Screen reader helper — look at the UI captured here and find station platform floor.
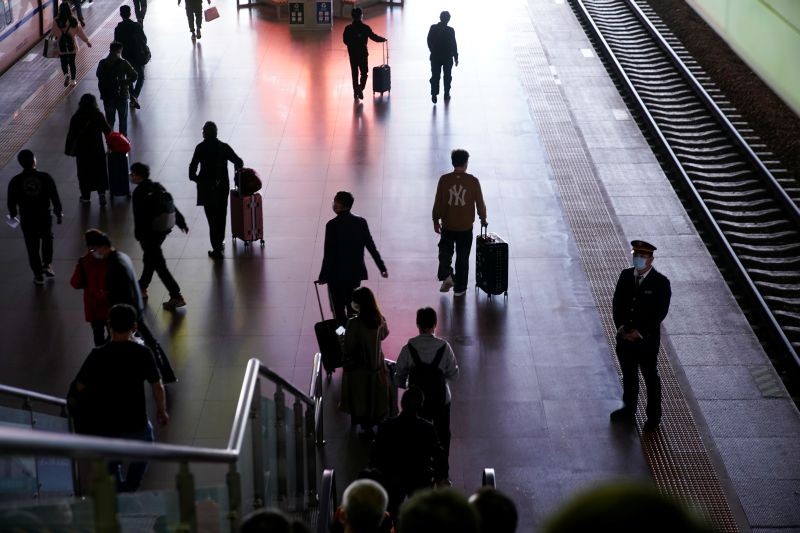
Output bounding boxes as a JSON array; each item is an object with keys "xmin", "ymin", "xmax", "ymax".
[{"xmin": 0, "ymin": 0, "xmax": 799, "ymax": 530}]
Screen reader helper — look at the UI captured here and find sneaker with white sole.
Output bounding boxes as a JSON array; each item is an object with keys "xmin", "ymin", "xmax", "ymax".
[
  {"xmin": 439, "ymin": 275, "xmax": 455, "ymax": 292},
  {"xmin": 454, "ymin": 289, "xmax": 466, "ymax": 296},
  {"xmin": 162, "ymin": 295, "xmax": 186, "ymax": 311},
  {"xmin": 43, "ymin": 265, "xmax": 55, "ymax": 278}
]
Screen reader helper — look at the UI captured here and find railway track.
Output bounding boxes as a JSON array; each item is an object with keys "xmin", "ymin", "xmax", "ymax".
[{"xmin": 568, "ymin": 0, "xmax": 800, "ymax": 375}]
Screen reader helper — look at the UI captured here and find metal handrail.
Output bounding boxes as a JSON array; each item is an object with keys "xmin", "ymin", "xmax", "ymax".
[
  {"xmin": 572, "ymin": 0, "xmax": 800, "ymax": 370},
  {"xmin": 0, "ymin": 383, "xmax": 67, "ymax": 407},
  {"xmin": 227, "ymin": 359, "xmax": 262, "ymax": 452},
  {"xmin": 317, "ymin": 469, "xmax": 336, "ymax": 533},
  {"xmin": 482, "ymin": 468, "xmax": 496, "ymax": 488},
  {"xmin": 260, "ymin": 365, "xmax": 314, "ymax": 407}
]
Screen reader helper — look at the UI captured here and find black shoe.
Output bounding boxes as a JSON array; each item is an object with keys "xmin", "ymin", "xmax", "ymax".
[
  {"xmin": 191, "ymin": 32, "xmax": 196, "ymax": 40},
  {"xmin": 129, "ymin": 96, "xmax": 141, "ymax": 109},
  {"xmin": 196, "ymin": 28, "xmax": 201, "ymax": 39},
  {"xmin": 208, "ymin": 250, "xmax": 224, "ymax": 259},
  {"xmin": 444, "ymin": 92, "xmax": 451, "ymax": 101},
  {"xmin": 43, "ymin": 265, "xmax": 55, "ymax": 278},
  {"xmin": 432, "ymin": 95, "xmax": 437, "ymax": 104},
  {"xmin": 643, "ymin": 418, "xmax": 661, "ymax": 432},
  {"xmin": 610, "ymin": 407, "xmax": 635, "ymax": 424}
]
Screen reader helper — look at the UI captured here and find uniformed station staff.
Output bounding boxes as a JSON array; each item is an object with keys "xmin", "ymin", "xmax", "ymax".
[{"xmin": 610, "ymin": 240, "xmax": 671, "ymax": 431}]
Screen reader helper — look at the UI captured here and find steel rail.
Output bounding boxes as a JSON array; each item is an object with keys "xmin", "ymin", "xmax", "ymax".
[
  {"xmin": 570, "ymin": 0, "xmax": 800, "ymax": 370},
  {"xmin": 0, "ymin": 383, "xmax": 67, "ymax": 407}
]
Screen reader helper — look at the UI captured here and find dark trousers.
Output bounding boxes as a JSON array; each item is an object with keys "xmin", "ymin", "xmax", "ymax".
[
  {"xmin": 131, "ymin": 63, "xmax": 145, "ymax": 99},
  {"xmin": 348, "ymin": 53, "xmax": 368, "ymax": 95},
  {"xmin": 437, "ymin": 229, "xmax": 473, "ymax": 292},
  {"xmin": 108, "ymin": 421, "xmax": 153, "ymax": 492},
  {"xmin": 133, "ymin": 0, "xmax": 147, "ymax": 21},
  {"xmin": 139, "ymin": 234, "xmax": 181, "ymax": 298},
  {"xmin": 59, "ymin": 54, "xmax": 76, "ymax": 80},
  {"xmin": 69, "ymin": 0, "xmax": 83, "ymax": 21},
  {"xmin": 90, "ymin": 320, "xmax": 108, "ymax": 347},
  {"xmin": 616, "ymin": 340, "xmax": 662, "ymax": 421},
  {"xmin": 103, "ymin": 98, "xmax": 129, "ymax": 136},
  {"xmin": 186, "ymin": 2, "xmax": 202, "ymax": 32},
  {"xmin": 328, "ymin": 281, "xmax": 360, "ymax": 321},
  {"xmin": 203, "ymin": 192, "xmax": 228, "ymax": 253},
  {"xmin": 420, "ymin": 402, "xmax": 451, "ymax": 477},
  {"xmin": 21, "ymin": 218, "xmax": 53, "ymax": 277},
  {"xmin": 430, "ymin": 58, "xmax": 453, "ymax": 96}
]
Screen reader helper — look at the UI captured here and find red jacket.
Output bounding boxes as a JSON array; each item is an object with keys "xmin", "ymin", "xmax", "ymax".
[{"xmin": 70, "ymin": 254, "xmax": 109, "ymax": 322}]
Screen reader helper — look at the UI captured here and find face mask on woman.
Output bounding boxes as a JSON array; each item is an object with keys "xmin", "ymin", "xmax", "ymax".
[{"xmin": 350, "ymin": 301, "xmax": 361, "ymax": 313}]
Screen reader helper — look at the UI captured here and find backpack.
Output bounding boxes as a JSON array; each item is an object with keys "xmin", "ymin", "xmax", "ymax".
[
  {"xmin": 98, "ymin": 59, "xmax": 123, "ymax": 99},
  {"xmin": 150, "ymin": 184, "xmax": 177, "ymax": 232},
  {"xmin": 407, "ymin": 343, "xmax": 447, "ymax": 411},
  {"xmin": 58, "ymin": 21, "xmax": 75, "ymax": 53}
]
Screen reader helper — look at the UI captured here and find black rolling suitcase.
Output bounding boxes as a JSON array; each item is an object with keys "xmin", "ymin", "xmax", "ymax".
[
  {"xmin": 313, "ymin": 281, "xmax": 345, "ymax": 380},
  {"xmin": 475, "ymin": 226, "xmax": 509, "ymax": 298},
  {"xmin": 107, "ymin": 152, "xmax": 130, "ymax": 197},
  {"xmin": 372, "ymin": 42, "xmax": 391, "ymax": 95}
]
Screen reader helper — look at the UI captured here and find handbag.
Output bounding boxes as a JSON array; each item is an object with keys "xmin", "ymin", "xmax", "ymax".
[
  {"xmin": 204, "ymin": 5, "xmax": 220, "ymax": 22},
  {"xmin": 106, "ymin": 131, "xmax": 131, "ymax": 154},
  {"xmin": 43, "ymin": 34, "xmax": 59, "ymax": 58}
]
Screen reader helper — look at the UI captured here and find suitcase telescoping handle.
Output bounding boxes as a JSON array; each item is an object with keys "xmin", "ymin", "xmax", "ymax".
[
  {"xmin": 313, "ymin": 281, "xmax": 335, "ymax": 321},
  {"xmin": 382, "ymin": 41, "xmax": 388, "ymax": 65}
]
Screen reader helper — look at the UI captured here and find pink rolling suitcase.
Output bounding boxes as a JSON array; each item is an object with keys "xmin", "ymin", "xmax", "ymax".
[{"xmin": 230, "ymin": 191, "xmax": 264, "ymax": 247}]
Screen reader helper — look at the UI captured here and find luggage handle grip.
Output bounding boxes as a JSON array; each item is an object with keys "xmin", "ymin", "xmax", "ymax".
[{"xmin": 480, "ymin": 224, "xmax": 489, "ymax": 237}]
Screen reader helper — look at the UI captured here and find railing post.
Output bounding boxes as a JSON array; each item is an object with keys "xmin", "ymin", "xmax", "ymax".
[
  {"xmin": 227, "ymin": 464, "xmax": 243, "ymax": 532},
  {"xmin": 305, "ymin": 401, "xmax": 317, "ymax": 502},
  {"xmin": 64, "ymin": 406, "xmax": 82, "ymax": 497},
  {"xmin": 251, "ymin": 377, "xmax": 266, "ymax": 509},
  {"xmin": 293, "ymin": 399, "xmax": 304, "ymax": 507},
  {"xmin": 274, "ymin": 385, "xmax": 288, "ymax": 508},
  {"xmin": 176, "ymin": 461, "xmax": 197, "ymax": 533},
  {"xmin": 23, "ymin": 397, "xmax": 42, "ymax": 499},
  {"xmin": 89, "ymin": 459, "xmax": 120, "ymax": 533}
]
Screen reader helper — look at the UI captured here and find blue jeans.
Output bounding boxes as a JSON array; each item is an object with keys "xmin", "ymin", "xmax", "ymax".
[
  {"xmin": 437, "ymin": 229, "xmax": 473, "ymax": 292},
  {"xmin": 103, "ymin": 98, "xmax": 129, "ymax": 136},
  {"xmin": 108, "ymin": 421, "xmax": 154, "ymax": 492}
]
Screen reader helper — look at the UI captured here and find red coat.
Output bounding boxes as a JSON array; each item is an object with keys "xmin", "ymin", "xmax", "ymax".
[{"xmin": 70, "ymin": 254, "xmax": 109, "ymax": 322}]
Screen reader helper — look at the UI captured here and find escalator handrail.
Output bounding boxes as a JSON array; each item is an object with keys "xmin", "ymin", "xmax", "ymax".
[
  {"xmin": 317, "ymin": 469, "xmax": 337, "ymax": 533},
  {"xmin": 482, "ymin": 468, "xmax": 496, "ymax": 488},
  {"xmin": 0, "ymin": 383, "xmax": 67, "ymax": 408}
]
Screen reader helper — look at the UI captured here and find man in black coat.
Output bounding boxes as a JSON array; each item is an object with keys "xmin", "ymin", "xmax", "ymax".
[
  {"xmin": 189, "ymin": 121, "xmax": 244, "ymax": 259},
  {"xmin": 96, "ymin": 41, "xmax": 138, "ymax": 136},
  {"xmin": 427, "ymin": 11, "xmax": 458, "ymax": 104},
  {"xmin": 318, "ymin": 191, "xmax": 388, "ymax": 320},
  {"xmin": 611, "ymin": 240, "xmax": 671, "ymax": 431},
  {"xmin": 114, "ymin": 6, "xmax": 148, "ymax": 109},
  {"xmin": 370, "ymin": 387, "xmax": 448, "ymax": 518},
  {"xmin": 343, "ymin": 7, "xmax": 387, "ymax": 100},
  {"xmin": 7, "ymin": 150, "xmax": 63, "ymax": 285}
]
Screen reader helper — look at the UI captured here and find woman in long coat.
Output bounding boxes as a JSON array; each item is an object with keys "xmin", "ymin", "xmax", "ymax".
[
  {"xmin": 340, "ymin": 286, "xmax": 390, "ymax": 438},
  {"xmin": 66, "ymin": 93, "xmax": 112, "ymax": 205}
]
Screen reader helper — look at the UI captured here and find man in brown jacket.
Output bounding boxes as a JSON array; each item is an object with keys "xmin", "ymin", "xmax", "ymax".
[{"xmin": 432, "ymin": 149, "xmax": 487, "ymax": 296}]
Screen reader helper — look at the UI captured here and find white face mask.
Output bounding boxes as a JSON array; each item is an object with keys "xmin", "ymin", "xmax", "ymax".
[
  {"xmin": 350, "ymin": 301, "xmax": 360, "ymax": 313},
  {"xmin": 92, "ymin": 251, "xmax": 104, "ymax": 260}
]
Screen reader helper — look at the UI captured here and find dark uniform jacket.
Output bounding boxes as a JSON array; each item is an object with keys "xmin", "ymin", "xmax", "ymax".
[
  {"xmin": 106, "ymin": 249, "xmax": 144, "ymax": 317},
  {"xmin": 318, "ymin": 211, "xmax": 386, "ymax": 286},
  {"xmin": 96, "ymin": 53, "xmax": 138, "ymax": 101},
  {"xmin": 427, "ymin": 22, "xmax": 458, "ymax": 62},
  {"xmin": 7, "ymin": 169, "xmax": 63, "ymax": 221},
  {"xmin": 343, "ymin": 20, "xmax": 385, "ymax": 57},
  {"xmin": 114, "ymin": 19, "xmax": 148, "ymax": 66},
  {"xmin": 189, "ymin": 138, "xmax": 244, "ymax": 206},
  {"xmin": 612, "ymin": 267, "xmax": 671, "ymax": 349},
  {"xmin": 369, "ymin": 412, "xmax": 447, "ymax": 488},
  {"xmin": 132, "ymin": 179, "xmax": 187, "ymax": 241}
]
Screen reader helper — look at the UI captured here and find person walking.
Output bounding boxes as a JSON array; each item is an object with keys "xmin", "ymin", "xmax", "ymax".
[
  {"xmin": 432, "ymin": 149, "xmax": 487, "ymax": 296},
  {"xmin": 65, "ymin": 94, "xmax": 112, "ymax": 206},
  {"xmin": 70, "ymin": 229, "xmax": 113, "ymax": 346},
  {"xmin": 133, "ymin": 0, "xmax": 147, "ymax": 24},
  {"xmin": 340, "ymin": 287, "xmax": 390, "ymax": 438},
  {"xmin": 7, "ymin": 150, "xmax": 63, "ymax": 285},
  {"xmin": 427, "ymin": 11, "xmax": 458, "ymax": 104},
  {"xmin": 96, "ymin": 41, "xmax": 138, "ymax": 136},
  {"xmin": 86, "ymin": 230, "xmax": 178, "ymax": 383},
  {"xmin": 342, "ymin": 7, "xmax": 387, "ymax": 100},
  {"xmin": 52, "ymin": 1, "xmax": 91, "ymax": 88},
  {"xmin": 72, "ymin": 303, "xmax": 169, "ymax": 492},
  {"xmin": 189, "ymin": 121, "xmax": 244, "ymax": 259},
  {"xmin": 370, "ymin": 387, "xmax": 448, "ymax": 518},
  {"xmin": 318, "ymin": 191, "xmax": 388, "ymax": 321},
  {"xmin": 114, "ymin": 5, "xmax": 149, "ymax": 109},
  {"xmin": 178, "ymin": 0, "xmax": 210, "ymax": 40},
  {"xmin": 610, "ymin": 240, "xmax": 672, "ymax": 431},
  {"xmin": 62, "ymin": 0, "xmax": 85, "ymax": 27},
  {"xmin": 394, "ymin": 307, "xmax": 458, "ymax": 477},
  {"xmin": 130, "ymin": 162, "xmax": 189, "ymax": 311}
]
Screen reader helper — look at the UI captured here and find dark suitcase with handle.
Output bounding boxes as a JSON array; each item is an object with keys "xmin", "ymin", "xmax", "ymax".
[
  {"xmin": 372, "ymin": 42, "xmax": 391, "ymax": 94},
  {"xmin": 475, "ymin": 226, "xmax": 509, "ymax": 298},
  {"xmin": 107, "ymin": 152, "xmax": 130, "ymax": 197},
  {"xmin": 313, "ymin": 281, "xmax": 345, "ymax": 380}
]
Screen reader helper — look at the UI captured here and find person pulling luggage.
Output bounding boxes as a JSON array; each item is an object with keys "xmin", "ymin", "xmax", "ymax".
[{"xmin": 343, "ymin": 8, "xmax": 387, "ymax": 100}]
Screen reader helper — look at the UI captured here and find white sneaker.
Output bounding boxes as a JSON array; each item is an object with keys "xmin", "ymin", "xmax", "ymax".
[
  {"xmin": 70, "ymin": 79, "xmax": 77, "ymax": 87},
  {"xmin": 439, "ymin": 275, "xmax": 455, "ymax": 293}
]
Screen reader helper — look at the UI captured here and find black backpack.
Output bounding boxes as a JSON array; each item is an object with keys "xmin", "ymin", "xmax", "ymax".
[
  {"xmin": 407, "ymin": 343, "xmax": 447, "ymax": 411},
  {"xmin": 150, "ymin": 184, "xmax": 176, "ymax": 232},
  {"xmin": 98, "ymin": 59, "xmax": 123, "ymax": 99}
]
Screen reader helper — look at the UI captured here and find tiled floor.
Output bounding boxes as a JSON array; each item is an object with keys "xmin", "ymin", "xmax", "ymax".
[{"xmin": 2, "ymin": 0, "xmax": 799, "ymax": 530}]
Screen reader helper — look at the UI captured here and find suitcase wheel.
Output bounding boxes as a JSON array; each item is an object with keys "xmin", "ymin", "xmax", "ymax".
[
  {"xmin": 260, "ymin": 239, "xmax": 265, "ymax": 248},
  {"xmin": 326, "ymin": 371, "xmax": 332, "ymax": 383}
]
